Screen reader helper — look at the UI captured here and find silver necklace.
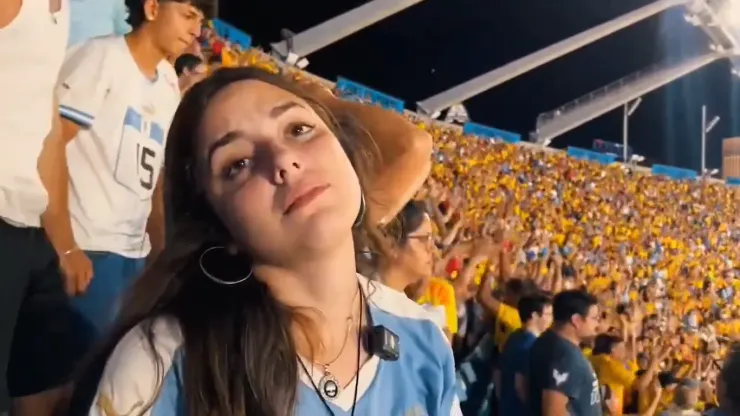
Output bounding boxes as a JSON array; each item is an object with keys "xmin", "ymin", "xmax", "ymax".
[{"xmin": 316, "ymin": 289, "xmax": 361, "ymax": 400}]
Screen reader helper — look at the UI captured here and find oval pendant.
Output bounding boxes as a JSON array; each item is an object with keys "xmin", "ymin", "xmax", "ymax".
[{"xmin": 318, "ymin": 373, "xmax": 341, "ymax": 400}]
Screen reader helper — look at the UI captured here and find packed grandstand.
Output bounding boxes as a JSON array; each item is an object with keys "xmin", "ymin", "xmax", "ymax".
[
  {"xmin": 195, "ymin": 16, "xmax": 740, "ymax": 416},
  {"xmin": 6, "ymin": 1, "xmax": 740, "ymax": 414}
]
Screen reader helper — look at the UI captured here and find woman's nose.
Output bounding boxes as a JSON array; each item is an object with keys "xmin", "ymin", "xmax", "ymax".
[{"xmin": 274, "ymin": 158, "xmax": 302, "ymax": 184}]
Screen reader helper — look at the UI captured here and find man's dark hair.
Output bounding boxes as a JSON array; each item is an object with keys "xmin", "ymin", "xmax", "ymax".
[
  {"xmin": 517, "ymin": 293, "xmax": 551, "ymax": 323},
  {"xmin": 174, "ymin": 53, "xmax": 203, "ymax": 76},
  {"xmin": 125, "ymin": 0, "xmax": 216, "ymax": 29},
  {"xmin": 592, "ymin": 333, "xmax": 623, "ymax": 355},
  {"xmin": 552, "ymin": 290, "xmax": 598, "ymax": 324}
]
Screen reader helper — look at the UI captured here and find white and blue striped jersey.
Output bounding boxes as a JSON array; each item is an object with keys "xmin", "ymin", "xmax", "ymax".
[
  {"xmin": 57, "ymin": 35, "xmax": 180, "ymax": 258},
  {"xmin": 88, "ymin": 276, "xmax": 462, "ymax": 415}
]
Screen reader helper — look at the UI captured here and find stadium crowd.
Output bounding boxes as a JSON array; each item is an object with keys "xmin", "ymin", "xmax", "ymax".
[
  {"xmin": 4, "ymin": 0, "xmax": 740, "ymax": 415},
  {"xmin": 194, "ymin": 18, "xmax": 740, "ymax": 416}
]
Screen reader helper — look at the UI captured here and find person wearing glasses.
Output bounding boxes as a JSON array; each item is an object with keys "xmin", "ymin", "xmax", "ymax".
[{"xmin": 373, "ymin": 200, "xmax": 458, "ymax": 340}]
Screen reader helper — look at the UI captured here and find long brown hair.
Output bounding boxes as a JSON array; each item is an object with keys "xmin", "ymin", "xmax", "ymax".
[{"xmin": 69, "ymin": 68, "xmax": 381, "ymax": 416}]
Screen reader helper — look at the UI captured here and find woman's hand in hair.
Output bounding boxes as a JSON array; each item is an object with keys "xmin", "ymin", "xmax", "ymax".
[{"xmin": 302, "ymin": 80, "xmax": 434, "ymax": 225}]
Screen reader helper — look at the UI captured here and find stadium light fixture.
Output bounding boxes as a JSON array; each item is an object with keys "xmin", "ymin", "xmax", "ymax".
[
  {"xmin": 622, "ymin": 97, "xmax": 642, "ymax": 162},
  {"xmin": 706, "ymin": 115, "xmax": 720, "ymax": 133},
  {"xmin": 701, "ymin": 105, "xmax": 720, "ymax": 174},
  {"xmin": 276, "ymin": 29, "xmax": 311, "ymax": 69},
  {"xmin": 627, "ymin": 97, "xmax": 642, "ymax": 116},
  {"xmin": 684, "ymin": 13, "xmax": 700, "ymax": 26}
]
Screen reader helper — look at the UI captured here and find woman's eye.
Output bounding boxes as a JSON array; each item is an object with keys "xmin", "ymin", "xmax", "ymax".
[
  {"xmin": 222, "ymin": 158, "xmax": 251, "ymax": 179},
  {"xmin": 288, "ymin": 123, "xmax": 315, "ymax": 139}
]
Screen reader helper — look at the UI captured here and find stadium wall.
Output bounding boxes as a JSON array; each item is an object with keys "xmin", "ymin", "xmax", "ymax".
[
  {"xmin": 68, "ymin": 0, "xmax": 130, "ymax": 46},
  {"xmin": 723, "ymin": 138, "xmax": 740, "ymax": 179}
]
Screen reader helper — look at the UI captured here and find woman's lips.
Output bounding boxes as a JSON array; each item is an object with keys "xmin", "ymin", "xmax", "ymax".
[{"xmin": 284, "ymin": 184, "xmax": 330, "ymax": 215}]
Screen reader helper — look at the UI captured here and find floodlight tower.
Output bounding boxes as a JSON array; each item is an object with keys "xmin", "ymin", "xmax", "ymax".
[{"xmin": 701, "ymin": 104, "xmax": 721, "ymax": 174}]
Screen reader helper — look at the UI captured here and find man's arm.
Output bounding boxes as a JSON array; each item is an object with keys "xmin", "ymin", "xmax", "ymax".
[
  {"xmin": 514, "ymin": 372, "xmax": 527, "ymax": 403},
  {"xmin": 145, "ymin": 174, "xmax": 165, "ymax": 258},
  {"xmin": 38, "ymin": 95, "xmax": 93, "ymax": 295},
  {"xmin": 45, "ymin": 40, "xmax": 110, "ymax": 294},
  {"xmin": 538, "ymin": 353, "xmax": 582, "ymax": 416},
  {"xmin": 542, "ymin": 390, "xmax": 570, "ymax": 416},
  {"xmin": 39, "ymin": 105, "xmax": 79, "ymax": 254},
  {"xmin": 514, "ymin": 339, "xmax": 534, "ymax": 403}
]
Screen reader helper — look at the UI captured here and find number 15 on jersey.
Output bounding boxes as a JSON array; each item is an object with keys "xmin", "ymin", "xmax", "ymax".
[{"xmin": 114, "ymin": 107, "xmax": 165, "ymax": 200}]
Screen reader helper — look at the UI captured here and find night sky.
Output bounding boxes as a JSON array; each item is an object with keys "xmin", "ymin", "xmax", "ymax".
[{"xmin": 221, "ymin": 0, "xmax": 740, "ymax": 172}]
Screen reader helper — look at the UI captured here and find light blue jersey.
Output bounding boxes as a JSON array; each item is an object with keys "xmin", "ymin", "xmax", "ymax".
[{"xmin": 88, "ymin": 276, "xmax": 462, "ymax": 415}]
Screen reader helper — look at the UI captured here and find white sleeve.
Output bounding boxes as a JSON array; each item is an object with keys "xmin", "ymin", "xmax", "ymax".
[
  {"xmin": 421, "ymin": 304, "xmax": 448, "ymax": 331},
  {"xmin": 57, "ymin": 40, "xmax": 111, "ymax": 127},
  {"xmin": 89, "ymin": 319, "xmax": 183, "ymax": 416}
]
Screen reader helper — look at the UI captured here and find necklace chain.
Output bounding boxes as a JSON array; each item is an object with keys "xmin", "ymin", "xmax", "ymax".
[
  {"xmin": 315, "ymin": 286, "xmax": 361, "ymax": 369},
  {"xmin": 297, "ymin": 284, "xmax": 364, "ymax": 414}
]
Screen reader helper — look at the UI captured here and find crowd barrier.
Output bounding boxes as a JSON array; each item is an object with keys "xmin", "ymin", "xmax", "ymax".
[
  {"xmin": 335, "ymin": 77, "xmax": 405, "ymax": 113},
  {"xmin": 211, "ymin": 18, "xmax": 252, "ymax": 49},
  {"xmin": 462, "ymin": 122, "xmax": 521, "ymax": 144},
  {"xmin": 651, "ymin": 164, "xmax": 697, "ymax": 181},
  {"xmin": 726, "ymin": 177, "xmax": 740, "ymax": 186},
  {"xmin": 567, "ymin": 147, "xmax": 616, "ymax": 165},
  {"xmin": 593, "ymin": 139, "xmax": 632, "ymax": 162}
]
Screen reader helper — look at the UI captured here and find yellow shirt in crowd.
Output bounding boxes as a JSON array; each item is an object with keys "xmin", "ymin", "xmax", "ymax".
[
  {"xmin": 494, "ymin": 303, "xmax": 522, "ymax": 351},
  {"xmin": 590, "ymin": 355, "xmax": 637, "ymax": 416},
  {"xmin": 417, "ymin": 277, "xmax": 458, "ymax": 334}
]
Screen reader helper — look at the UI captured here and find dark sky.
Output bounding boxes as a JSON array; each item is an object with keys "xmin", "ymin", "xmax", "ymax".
[{"xmin": 221, "ymin": 0, "xmax": 739, "ymax": 172}]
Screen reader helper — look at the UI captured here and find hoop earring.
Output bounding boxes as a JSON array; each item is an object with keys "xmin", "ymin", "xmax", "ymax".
[
  {"xmin": 353, "ymin": 193, "xmax": 366, "ymax": 229},
  {"xmin": 199, "ymin": 246, "xmax": 252, "ymax": 285}
]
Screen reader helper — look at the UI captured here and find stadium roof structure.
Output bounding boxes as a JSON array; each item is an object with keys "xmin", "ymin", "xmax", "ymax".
[
  {"xmin": 415, "ymin": 0, "xmax": 689, "ymax": 116},
  {"xmin": 270, "ymin": 0, "xmax": 427, "ymax": 62},
  {"xmin": 269, "ymin": 0, "xmax": 740, "ymax": 146},
  {"xmin": 408, "ymin": 0, "xmax": 740, "ymax": 145},
  {"xmin": 530, "ymin": 0, "xmax": 740, "ymax": 144}
]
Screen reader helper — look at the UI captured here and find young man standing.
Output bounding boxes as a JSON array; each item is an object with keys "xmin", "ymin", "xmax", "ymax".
[
  {"xmin": 0, "ymin": 1, "xmax": 75, "ymax": 415},
  {"xmin": 527, "ymin": 290, "xmax": 602, "ymax": 416},
  {"xmin": 498, "ymin": 293, "xmax": 553, "ymax": 415},
  {"xmin": 47, "ymin": 0, "xmax": 212, "ymax": 356}
]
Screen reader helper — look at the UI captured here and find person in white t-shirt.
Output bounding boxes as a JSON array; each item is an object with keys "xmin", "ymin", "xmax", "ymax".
[
  {"xmin": 0, "ymin": 1, "xmax": 75, "ymax": 415},
  {"xmin": 46, "ymin": 0, "xmax": 212, "ymax": 360}
]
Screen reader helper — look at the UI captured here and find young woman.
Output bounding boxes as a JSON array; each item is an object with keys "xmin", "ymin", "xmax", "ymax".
[
  {"xmin": 69, "ymin": 68, "xmax": 460, "ymax": 416},
  {"xmin": 376, "ymin": 200, "xmax": 458, "ymax": 339}
]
